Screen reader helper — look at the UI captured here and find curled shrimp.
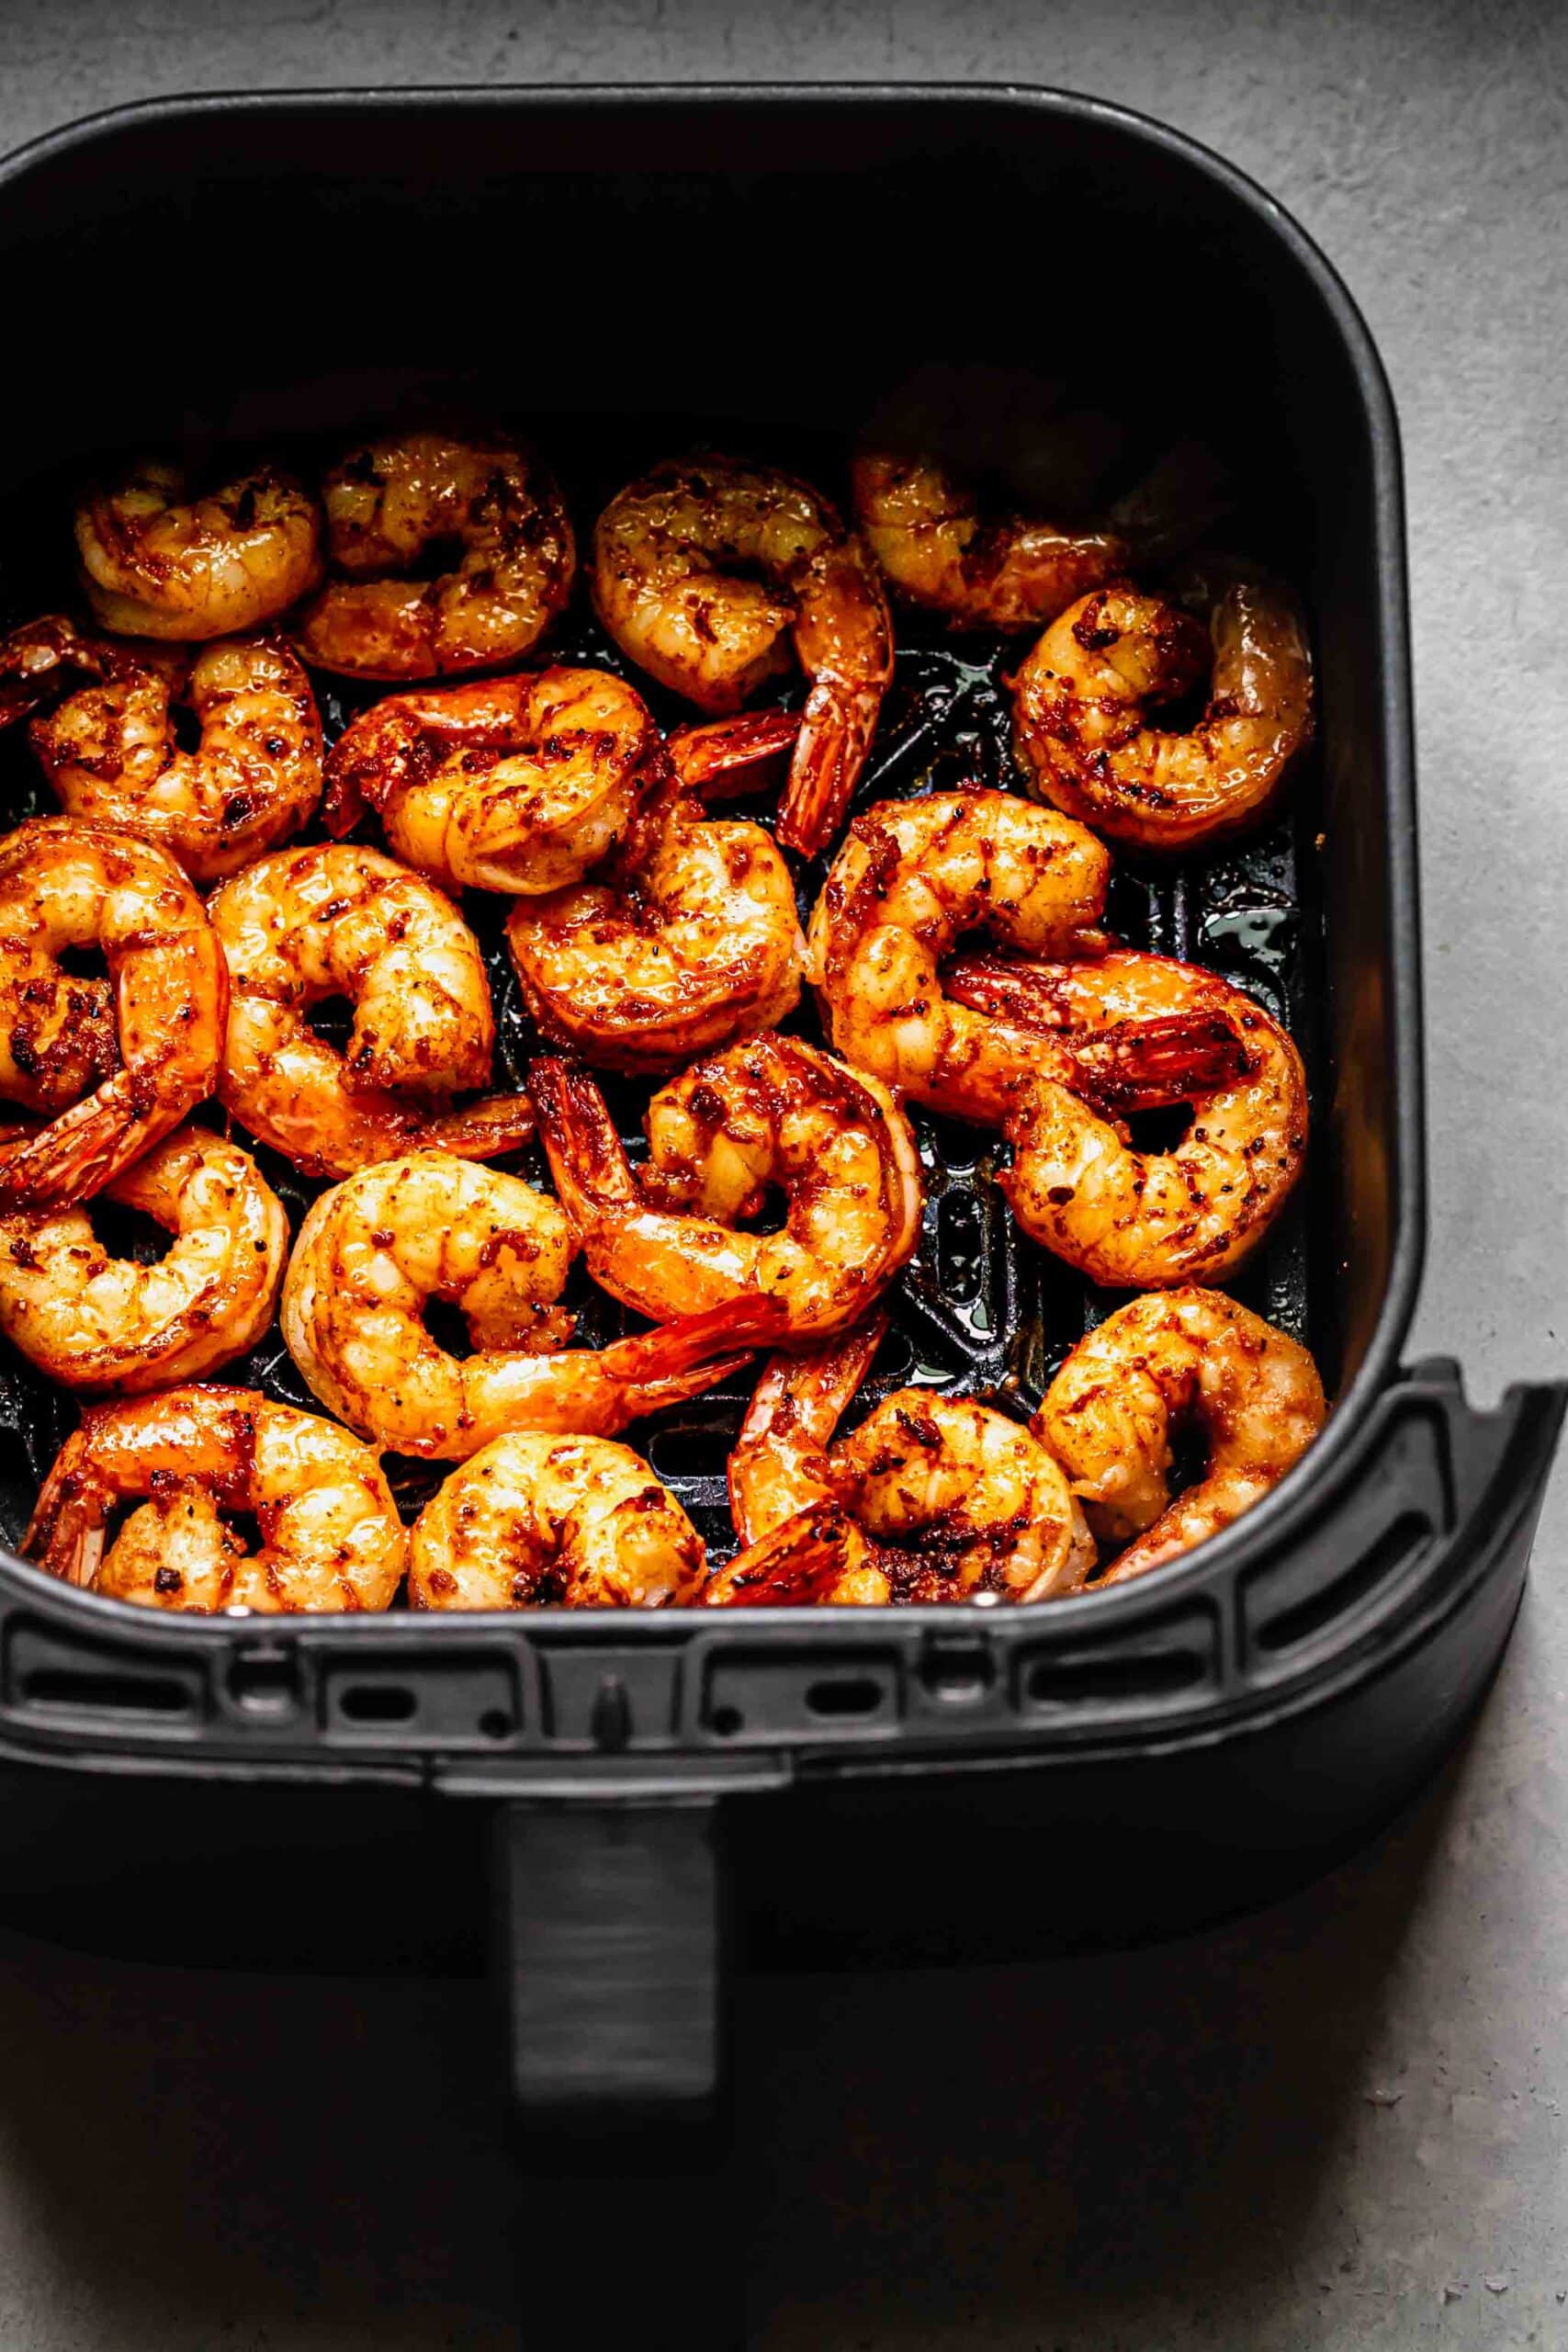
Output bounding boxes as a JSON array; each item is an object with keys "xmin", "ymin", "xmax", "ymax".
[
  {"xmin": 1011, "ymin": 567, "xmax": 1314, "ymax": 853},
  {"xmin": 532, "ymin": 1035, "xmax": 922, "ymax": 1339},
  {"xmin": 24, "ymin": 1385, "xmax": 406, "ymax": 1613},
  {"xmin": 0, "ymin": 818, "xmax": 228, "ymax": 1210},
  {"xmin": 209, "ymin": 842, "xmax": 532, "ymax": 1180},
  {"xmin": 0, "ymin": 1123, "xmax": 286, "ymax": 1392},
  {"xmin": 592, "ymin": 455, "xmax": 892, "ymax": 855},
  {"xmin": 322, "ymin": 666, "xmax": 660, "ymax": 895},
  {"xmin": 706, "ymin": 1322, "xmax": 1094, "ymax": 1607},
  {"xmin": 280, "ymin": 1148, "xmax": 774, "ymax": 1460},
  {"xmin": 295, "ymin": 427, "xmax": 574, "ymax": 680},
  {"xmin": 411, "ymin": 1433, "xmax": 705, "ymax": 1610},
  {"xmin": 1032, "ymin": 1289, "xmax": 1326, "ymax": 1584},
  {"xmin": 505, "ymin": 708, "xmax": 806, "ymax": 1073},
  {"xmin": 74, "ymin": 458, "xmax": 321, "ymax": 640},
  {"xmin": 852, "ymin": 449, "xmax": 1129, "ymax": 631},
  {"xmin": 946, "ymin": 950, "xmax": 1308, "ymax": 1286}
]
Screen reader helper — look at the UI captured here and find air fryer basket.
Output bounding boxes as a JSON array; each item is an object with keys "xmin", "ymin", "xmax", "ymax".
[{"xmin": 0, "ymin": 87, "xmax": 1558, "ymax": 2142}]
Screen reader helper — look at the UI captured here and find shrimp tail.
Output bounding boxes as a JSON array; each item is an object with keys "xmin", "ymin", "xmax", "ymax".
[
  {"xmin": 597, "ymin": 1295, "xmax": 792, "ymax": 1423},
  {"xmin": 704, "ymin": 1505, "xmax": 859, "ymax": 1608},
  {"xmin": 776, "ymin": 678, "xmax": 884, "ymax": 857},
  {"xmin": 422, "ymin": 1091, "xmax": 536, "ymax": 1160},
  {"xmin": 22, "ymin": 1432, "xmax": 103, "ymax": 1585},
  {"xmin": 321, "ymin": 701, "xmax": 417, "ymax": 837},
  {"xmin": 0, "ymin": 1077, "xmax": 172, "ymax": 1211},
  {"xmin": 943, "ymin": 954, "xmax": 1250, "ymax": 1111},
  {"xmin": 739, "ymin": 1316, "xmax": 888, "ymax": 1453},
  {"xmin": 529, "ymin": 1056, "xmax": 641, "ymax": 1221},
  {"xmin": 669, "ymin": 707, "xmax": 803, "ymax": 798}
]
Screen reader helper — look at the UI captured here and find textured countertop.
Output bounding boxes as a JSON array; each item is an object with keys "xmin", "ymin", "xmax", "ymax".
[{"xmin": 0, "ymin": 3, "xmax": 1562, "ymax": 2345}]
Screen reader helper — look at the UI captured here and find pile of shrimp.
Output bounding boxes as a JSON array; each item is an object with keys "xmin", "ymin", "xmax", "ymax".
[{"xmin": 0, "ymin": 405, "xmax": 1326, "ymax": 1617}]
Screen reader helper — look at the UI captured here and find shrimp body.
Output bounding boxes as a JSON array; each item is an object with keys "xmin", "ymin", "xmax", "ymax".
[
  {"xmin": 1012, "ymin": 570, "xmax": 1314, "ymax": 852},
  {"xmin": 209, "ymin": 842, "xmax": 529, "ymax": 1179},
  {"xmin": 281, "ymin": 1149, "xmax": 769, "ymax": 1459},
  {"xmin": 323, "ymin": 667, "xmax": 660, "ymax": 896},
  {"xmin": 1033, "ymin": 1290, "xmax": 1325, "ymax": 1584},
  {"xmin": 532, "ymin": 1035, "xmax": 922, "ymax": 1338},
  {"xmin": 852, "ymin": 450, "xmax": 1128, "ymax": 631},
  {"xmin": 32, "ymin": 638, "xmax": 323, "ymax": 883},
  {"xmin": 24, "ymin": 1386, "xmax": 406, "ymax": 1613},
  {"xmin": 296, "ymin": 429, "xmax": 574, "ymax": 679},
  {"xmin": 0, "ymin": 1124, "xmax": 286, "ymax": 1392},
  {"xmin": 0, "ymin": 819, "xmax": 227, "ymax": 1209},
  {"xmin": 411, "ymin": 1433, "xmax": 705, "ymax": 1610},
  {"xmin": 75, "ymin": 459, "xmax": 321, "ymax": 641},
  {"xmin": 505, "ymin": 710, "xmax": 806, "ymax": 1073},
  {"xmin": 592, "ymin": 456, "xmax": 892, "ymax": 855}
]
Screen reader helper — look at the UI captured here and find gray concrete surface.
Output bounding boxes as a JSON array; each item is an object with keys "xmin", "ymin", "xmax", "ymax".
[{"xmin": 0, "ymin": 0, "xmax": 1563, "ymax": 2344}]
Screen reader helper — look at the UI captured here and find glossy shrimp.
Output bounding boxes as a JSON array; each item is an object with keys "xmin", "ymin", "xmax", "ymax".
[
  {"xmin": 281, "ymin": 1148, "xmax": 776, "ymax": 1460},
  {"xmin": 532, "ymin": 1035, "xmax": 922, "ymax": 1339},
  {"xmin": 0, "ymin": 1123, "xmax": 287, "ymax": 1392},
  {"xmin": 209, "ymin": 842, "xmax": 532, "ymax": 1179},
  {"xmin": 1011, "ymin": 566, "xmax": 1314, "ymax": 852},
  {"xmin": 24, "ymin": 1386, "xmax": 406, "ymax": 1613},
  {"xmin": 852, "ymin": 449, "xmax": 1129, "ymax": 631},
  {"xmin": 295, "ymin": 427, "xmax": 574, "ymax": 679},
  {"xmin": 1033, "ymin": 1289, "xmax": 1326, "ymax": 1584},
  {"xmin": 505, "ymin": 708, "xmax": 806, "ymax": 1073},
  {"xmin": 592, "ymin": 455, "xmax": 893, "ymax": 855},
  {"xmin": 322, "ymin": 666, "xmax": 661, "ymax": 895},
  {"xmin": 75, "ymin": 458, "xmax": 321, "ymax": 640},
  {"xmin": 946, "ymin": 950, "xmax": 1308, "ymax": 1287},
  {"xmin": 0, "ymin": 818, "xmax": 228, "ymax": 1210},
  {"xmin": 410, "ymin": 1433, "xmax": 706, "ymax": 1610}
]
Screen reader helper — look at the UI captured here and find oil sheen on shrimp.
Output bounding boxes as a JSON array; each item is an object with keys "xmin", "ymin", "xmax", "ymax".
[
  {"xmin": 0, "ymin": 1123, "xmax": 287, "ymax": 1392},
  {"xmin": 505, "ymin": 709, "xmax": 806, "ymax": 1073},
  {"xmin": 1033, "ymin": 1289, "xmax": 1326, "ymax": 1584},
  {"xmin": 295, "ymin": 427, "xmax": 574, "ymax": 679},
  {"xmin": 0, "ymin": 818, "xmax": 228, "ymax": 1210},
  {"xmin": 592, "ymin": 455, "xmax": 893, "ymax": 855},
  {"xmin": 209, "ymin": 842, "xmax": 532, "ymax": 1179},
  {"xmin": 322, "ymin": 666, "xmax": 661, "ymax": 895},
  {"xmin": 410, "ymin": 1433, "xmax": 706, "ymax": 1610},
  {"xmin": 1011, "ymin": 566, "xmax": 1314, "ymax": 852},
  {"xmin": 532, "ymin": 1035, "xmax": 922, "ymax": 1339},
  {"xmin": 281, "ymin": 1148, "xmax": 776, "ymax": 1460},
  {"xmin": 852, "ymin": 449, "xmax": 1129, "ymax": 631},
  {"xmin": 75, "ymin": 458, "xmax": 321, "ymax": 640}
]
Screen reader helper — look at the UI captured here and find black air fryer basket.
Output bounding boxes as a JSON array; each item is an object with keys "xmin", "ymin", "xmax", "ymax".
[{"xmin": 0, "ymin": 86, "xmax": 1559, "ymax": 2141}]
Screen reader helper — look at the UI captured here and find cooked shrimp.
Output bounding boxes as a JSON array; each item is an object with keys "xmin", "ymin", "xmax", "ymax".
[
  {"xmin": 531, "ymin": 1035, "xmax": 922, "ymax": 1339},
  {"xmin": 0, "ymin": 1123, "xmax": 286, "ymax": 1392},
  {"xmin": 592, "ymin": 455, "xmax": 892, "ymax": 855},
  {"xmin": 281, "ymin": 1148, "xmax": 774, "ymax": 1459},
  {"xmin": 946, "ymin": 950, "xmax": 1308, "ymax": 1286},
  {"xmin": 852, "ymin": 449, "xmax": 1129, "ymax": 631},
  {"xmin": 707, "ymin": 1322, "xmax": 1093, "ymax": 1606},
  {"xmin": 30, "ymin": 637, "xmax": 322, "ymax": 883},
  {"xmin": 295, "ymin": 428, "xmax": 574, "ymax": 679},
  {"xmin": 1032, "ymin": 1289, "xmax": 1326, "ymax": 1584},
  {"xmin": 505, "ymin": 709, "xmax": 806, "ymax": 1072},
  {"xmin": 322, "ymin": 666, "xmax": 660, "ymax": 895},
  {"xmin": 24, "ymin": 1386, "xmax": 405, "ymax": 1612},
  {"xmin": 1011, "ymin": 567, "xmax": 1314, "ymax": 852},
  {"xmin": 0, "ymin": 818, "xmax": 227, "ymax": 1210},
  {"xmin": 0, "ymin": 614, "xmax": 173, "ymax": 730},
  {"xmin": 410, "ymin": 1433, "xmax": 705, "ymax": 1610},
  {"xmin": 209, "ymin": 842, "xmax": 531, "ymax": 1179},
  {"xmin": 75, "ymin": 458, "xmax": 321, "ymax": 640}
]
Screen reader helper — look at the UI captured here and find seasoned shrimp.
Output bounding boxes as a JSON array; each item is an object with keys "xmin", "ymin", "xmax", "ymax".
[
  {"xmin": 322, "ymin": 666, "xmax": 660, "ymax": 895},
  {"xmin": 295, "ymin": 428, "xmax": 574, "ymax": 679},
  {"xmin": 281, "ymin": 1148, "xmax": 775, "ymax": 1459},
  {"xmin": 707, "ymin": 1322, "xmax": 1093, "ymax": 1606},
  {"xmin": 24, "ymin": 1386, "xmax": 406, "ymax": 1612},
  {"xmin": 75, "ymin": 458, "xmax": 321, "ymax": 640},
  {"xmin": 209, "ymin": 842, "xmax": 531, "ymax": 1179},
  {"xmin": 946, "ymin": 950, "xmax": 1308, "ymax": 1287},
  {"xmin": 0, "ymin": 818, "xmax": 227, "ymax": 1209},
  {"xmin": 532, "ymin": 1035, "xmax": 922, "ymax": 1339},
  {"xmin": 410, "ymin": 1433, "xmax": 705, "ymax": 1610},
  {"xmin": 1011, "ymin": 567, "xmax": 1314, "ymax": 852},
  {"xmin": 1033, "ymin": 1289, "xmax": 1326, "ymax": 1584},
  {"xmin": 592, "ymin": 456, "xmax": 892, "ymax": 855},
  {"xmin": 505, "ymin": 709, "xmax": 806, "ymax": 1072},
  {"xmin": 31, "ymin": 637, "xmax": 322, "ymax": 883},
  {"xmin": 0, "ymin": 1123, "xmax": 286, "ymax": 1392},
  {"xmin": 852, "ymin": 449, "xmax": 1129, "ymax": 631}
]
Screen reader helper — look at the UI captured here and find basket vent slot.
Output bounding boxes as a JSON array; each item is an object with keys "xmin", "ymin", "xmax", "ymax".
[
  {"xmin": 1251, "ymin": 1510, "xmax": 1434, "ymax": 1655},
  {"xmin": 1024, "ymin": 1647, "xmax": 1207, "ymax": 1707},
  {"xmin": 704, "ymin": 1649, "xmax": 899, "ymax": 1741},
  {"xmin": 321, "ymin": 1656, "xmax": 520, "ymax": 1743},
  {"xmin": 17, "ymin": 1665, "xmax": 192, "ymax": 1717}
]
